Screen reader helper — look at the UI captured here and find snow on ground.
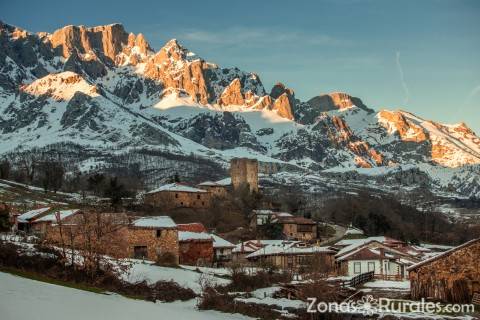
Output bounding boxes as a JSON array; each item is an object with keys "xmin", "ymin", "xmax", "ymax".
[
  {"xmin": 0, "ymin": 272, "xmax": 252, "ymax": 320},
  {"xmin": 121, "ymin": 260, "xmax": 230, "ymax": 294},
  {"xmin": 363, "ymin": 280, "xmax": 410, "ymax": 290}
]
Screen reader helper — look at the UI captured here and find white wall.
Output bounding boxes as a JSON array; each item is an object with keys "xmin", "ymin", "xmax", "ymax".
[{"xmin": 347, "ymin": 259, "xmax": 406, "ymax": 278}]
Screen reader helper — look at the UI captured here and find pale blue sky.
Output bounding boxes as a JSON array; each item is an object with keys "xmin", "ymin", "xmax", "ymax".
[{"xmin": 2, "ymin": 0, "xmax": 479, "ymax": 132}]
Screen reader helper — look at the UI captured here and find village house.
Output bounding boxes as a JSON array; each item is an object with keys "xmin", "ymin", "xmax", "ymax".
[
  {"xmin": 232, "ymin": 240, "xmax": 294, "ymax": 263},
  {"xmin": 211, "ymin": 234, "xmax": 235, "ymax": 267},
  {"xmin": 144, "ymin": 183, "xmax": 211, "ymax": 210},
  {"xmin": 197, "ymin": 178, "xmax": 232, "ymax": 198},
  {"xmin": 178, "ymin": 232, "xmax": 214, "ymax": 266},
  {"xmin": 249, "ymin": 209, "xmax": 293, "ymax": 229},
  {"xmin": 31, "ymin": 209, "xmax": 82, "ymax": 236},
  {"xmin": 16, "ymin": 207, "xmax": 51, "ymax": 233},
  {"xmin": 274, "ymin": 215, "xmax": 317, "ymax": 241},
  {"xmin": 408, "ymin": 238, "xmax": 480, "ymax": 303},
  {"xmin": 334, "ymin": 240, "xmax": 419, "ymax": 280},
  {"xmin": 128, "ymin": 216, "xmax": 179, "ymax": 264},
  {"xmin": 246, "ymin": 242, "xmax": 335, "ymax": 272}
]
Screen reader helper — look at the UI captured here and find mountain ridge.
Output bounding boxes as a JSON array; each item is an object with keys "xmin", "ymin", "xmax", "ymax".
[{"xmin": 1, "ymin": 21, "xmax": 479, "ymax": 199}]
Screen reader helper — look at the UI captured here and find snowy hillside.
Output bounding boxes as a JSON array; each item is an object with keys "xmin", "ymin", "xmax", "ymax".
[{"xmin": 1, "ymin": 21, "xmax": 480, "ymax": 199}]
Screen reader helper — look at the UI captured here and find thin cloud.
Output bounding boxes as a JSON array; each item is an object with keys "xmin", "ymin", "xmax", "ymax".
[
  {"xmin": 396, "ymin": 51, "xmax": 410, "ymax": 105},
  {"xmin": 177, "ymin": 27, "xmax": 350, "ymax": 47},
  {"xmin": 466, "ymin": 84, "xmax": 480, "ymax": 103}
]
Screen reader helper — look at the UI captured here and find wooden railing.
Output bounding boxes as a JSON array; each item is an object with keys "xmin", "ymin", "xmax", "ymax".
[{"xmin": 340, "ymin": 271, "xmax": 374, "ymax": 288}]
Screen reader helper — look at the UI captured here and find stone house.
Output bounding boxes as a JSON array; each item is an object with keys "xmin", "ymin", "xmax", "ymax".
[
  {"xmin": 249, "ymin": 209, "xmax": 293, "ymax": 229},
  {"xmin": 16, "ymin": 207, "xmax": 51, "ymax": 233},
  {"xmin": 273, "ymin": 215, "xmax": 317, "ymax": 241},
  {"xmin": 144, "ymin": 183, "xmax": 211, "ymax": 210},
  {"xmin": 197, "ymin": 178, "xmax": 231, "ymax": 198},
  {"xmin": 31, "ymin": 209, "xmax": 82, "ymax": 236},
  {"xmin": 44, "ymin": 211, "xmax": 130, "ymax": 259},
  {"xmin": 246, "ymin": 242, "xmax": 335, "ymax": 272},
  {"xmin": 128, "ymin": 216, "xmax": 179, "ymax": 264},
  {"xmin": 408, "ymin": 238, "xmax": 480, "ymax": 303},
  {"xmin": 211, "ymin": 234, "xmax": 235, "ymax": 267},
  {"xmin": 178, "ymin": 230, "xmax": 213, "ymax": 266}
]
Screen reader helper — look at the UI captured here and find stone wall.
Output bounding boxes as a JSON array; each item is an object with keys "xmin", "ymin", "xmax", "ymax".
[
  {"xmin": 409, "ymin": 240, "xmax": 480, "ymax": 303},
  {"xmin": 144, "ymin": 190, "xmax": 211, "ymax": 210},
  {"xmin": 230, "ymin": 158, "xmax": 258, "ymax": 192},
  {"xmin": 282, "ymin": 223, "xmax": 317, "ymax": 241},
  {"xmin": 128, "ymin": 228, "xmax": 179, "ymax": 263},
  {"xmin": 179, "ymin": 240, "xmax": 213, "ymax": 266}
]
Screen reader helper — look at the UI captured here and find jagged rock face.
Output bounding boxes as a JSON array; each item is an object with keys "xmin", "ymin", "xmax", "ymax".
[
  {"xmin": 163, "ymin": 111, "xmax": 264, "ymax": 151},
  {"xmin": 49, "ymin": 24, "xmax": 129, "ymax": 63},
  {"xmin": 378, "ymin": 110, "xmax": 428, "ymax": 142},
  {"xmin": 295, "ymin": 92, "xmax": 372, "ymax": 124},
  {"xmin": 272, "ymin": 93, "xmax": 294, "ymax": 120},
  {"xmin": 218, "ymin": 78, "xmax": 245, "ymax": 106}
]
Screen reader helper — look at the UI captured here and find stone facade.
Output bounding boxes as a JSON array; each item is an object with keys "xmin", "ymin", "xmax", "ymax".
[
  {"xmin": 127, "ymin": 227, "xmax": 179, "ymax": 263},
  {"xmin": 230, "ymin": 158, "xmax": 258, "ymax": 192},
  {"xmin": 275, "ymin": 216, "xmax": 317, "ymax": 241},
  {"xmin": 409, "ymin": 238, "xmax": 480, "ymax": 303},
  {"xmin": 144, "ymin": 190, "xmax": 211, "ymax": 210},
  {"xmin": 179, "ymin": 239, "xmax": 213, "ymax": 266}
]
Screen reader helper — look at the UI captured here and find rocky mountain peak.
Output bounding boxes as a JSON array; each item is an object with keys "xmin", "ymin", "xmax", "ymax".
[
  {"xmin": 48, "ymin": 23, "xmax": 130, "ymax": 63},
  {"xmin": 307, "ymin": 92, "xmax": 368, "ymax": 112}
]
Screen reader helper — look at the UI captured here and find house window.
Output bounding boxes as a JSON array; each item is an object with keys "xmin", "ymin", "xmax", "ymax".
[
  {"xmin": 133, "ymin": 246, "xmax": 148, "ymax": 259},
  {"xmin": 156, "ymin": 230, "xmax": 162, "ymax": 238},
  {"xmin": 367, "ymin": 262, "xmax": 375, "ymax": 272},
  {"xmin": 202, "ymin": 202, "xmax": 205, "ymax": 206},
  {"xmin": 175, "ymin": 193, "xmax": 178, "ymax": 198},
  {"xmin": 353, "ymin": 262, "xmax": 361, "ymax": 274},
  {"xmin": 197, "ymin": 194, "xmax": 201, "ymax": 200}
]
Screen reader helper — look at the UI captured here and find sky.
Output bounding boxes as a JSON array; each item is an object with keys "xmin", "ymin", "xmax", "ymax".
[{"xmin": 1, "ymin": 0, "xmax": 479, "ymax": 132}]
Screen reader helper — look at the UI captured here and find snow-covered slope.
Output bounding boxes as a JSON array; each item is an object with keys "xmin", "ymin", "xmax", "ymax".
[{"xmin": 1, "ymin": 21, "xmax": 480, "ymax": 199}]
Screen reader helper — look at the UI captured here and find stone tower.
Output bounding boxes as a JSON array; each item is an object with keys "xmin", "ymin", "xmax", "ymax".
[{"xmin": 230, "ymin": 158, "xmax": 258, "ymax": 192}]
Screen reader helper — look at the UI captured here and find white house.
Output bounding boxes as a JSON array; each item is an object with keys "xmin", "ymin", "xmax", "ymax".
[{"xmin": 335, "ymin": 240, "xmax": 418, "ymax": 280}]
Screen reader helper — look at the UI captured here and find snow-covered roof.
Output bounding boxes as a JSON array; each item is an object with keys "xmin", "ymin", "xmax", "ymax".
[
  {"xmin": 17, "ymin": 207, "xmax": 51, "ymax": 223},
  {"xmin": 247, "ymin": 243, "xmax": 333, "ymax": 259},
  {"xmin": 251, "ymin": 209, "xmax": 293, "ymax": 217},
  {"xmin": 407, "ymin": 238, "xmax": 480, "ymax": 271},
  {"xmin": 35, "ymin": 209, "xmax": 80, "ymax": 223},
  {"xmin": 179, "ymin": 231, "xmax": 212, "ymax": 242},
  {"xmin": 198, "ymin": 177, "xmax": 232, "ymax": 187},
  {"xmin": 344, "ymin": 226, "xmax": 364, "ymax": 236},
  {"xmin": 131, "ymin": 216, "xmax": 177, "ymax": 229},
  {"xmin": 232, "ymin": 240, "xmax": 289, "ymax": 253},
  {"xmin": 147, "ymin": 183, "xmax": 207, "ymax": 194},
  {"xmin": 211, "ymin": 234, "xmax": 234, "ymax": 248}
]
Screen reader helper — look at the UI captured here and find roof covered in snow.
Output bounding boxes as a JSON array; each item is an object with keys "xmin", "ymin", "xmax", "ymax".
[
  {"xmin": 247, "ymin": 243, "xmax": 333, "ymax": 259},
  {"xmin": 35, "ymin": 209, "xmax": 80, "ymax": 223},
  {"xmin": 131, "ymin": 216, "xmax": 177, "ymax": 229},
  {"xmin": 17, "ymin": 207, "xmax": 51, "ymax": 222},
  {"xmin": 211, "ymin": 234, "xmax": 234, "ymax": 248},
  {"xmin": 232, "ymin": 240, "xmax": 290, "ymax": 253},
  {"xmin": 407, "ymin": 238, "xmax": 480, "ymax": 271},
  {"xmin": 344, "ymin": 226, "xmax": 364, "ymax": 236},
  {"xmin": 198, "ymin": 177, "xmax": 232, "ymax": 187},
  {"xmin": 179, "ymin": 231, "xmax": 213, "ymax": 242},
  {"xmin": 147, "ymin": 183, "xmax": 207, "ymax": 194}
]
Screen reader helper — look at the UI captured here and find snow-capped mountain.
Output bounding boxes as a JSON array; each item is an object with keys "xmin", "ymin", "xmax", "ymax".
[{"xmin": 1, "ymin": 21, "xmax": 479, "ymax": 199}]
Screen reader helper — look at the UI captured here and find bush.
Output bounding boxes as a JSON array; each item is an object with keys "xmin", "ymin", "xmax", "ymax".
[
  {"xmin": 156, "ymin": 252, "xmax": 178, "ymax": 267},
  {"xmin": 225, "ymin": 269, "xmax": 292, "ymax": 292}
]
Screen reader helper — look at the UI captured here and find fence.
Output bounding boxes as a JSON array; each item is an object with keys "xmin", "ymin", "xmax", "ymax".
[{"xmin": 340, "ymin": 271, "xmax": 374, "ymax": 288}]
